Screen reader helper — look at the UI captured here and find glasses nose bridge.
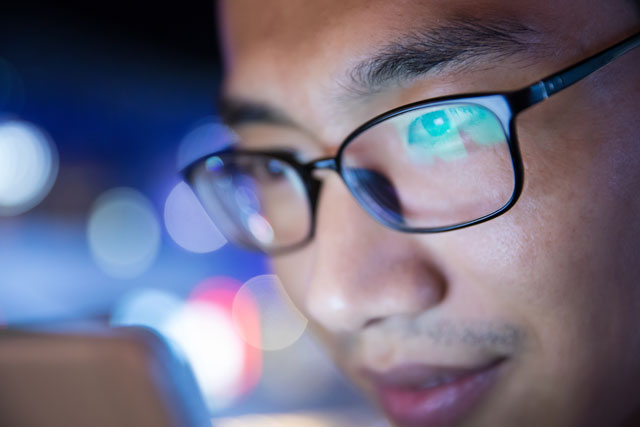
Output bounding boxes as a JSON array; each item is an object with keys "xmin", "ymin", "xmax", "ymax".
[{"xmin": 305, "ymin": 157, "xmax": 338, "ymax": 175}]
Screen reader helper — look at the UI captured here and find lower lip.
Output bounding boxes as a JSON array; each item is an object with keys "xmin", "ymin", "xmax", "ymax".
[{"xmin": 374, "ymin": 362, "xmax": 504, "ymax": 426}]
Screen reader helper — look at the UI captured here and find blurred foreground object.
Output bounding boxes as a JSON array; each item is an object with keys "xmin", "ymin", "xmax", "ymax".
[
  {"xmin": 0, "ymin": 324, "xmax": 211, "ymax": 427},
  {"xmin": 215, "ymin": 410, "xmax": 390, "ymax": 426}
]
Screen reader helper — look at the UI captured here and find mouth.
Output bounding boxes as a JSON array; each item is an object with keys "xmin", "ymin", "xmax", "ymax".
[{"xmin": 363, "ymin": 358, "xmax": 506, "ymax": 426}]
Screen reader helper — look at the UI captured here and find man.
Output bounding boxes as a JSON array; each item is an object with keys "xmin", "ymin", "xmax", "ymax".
[{"xmin": 184, "ymin": 0, "xmax": 640, "ymax": 425}]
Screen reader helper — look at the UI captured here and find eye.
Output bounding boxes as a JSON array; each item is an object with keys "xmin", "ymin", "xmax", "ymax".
[
  {"xmin": 418, "ymin": 110, "xmax": 453, "ymax": 138},
  {"xmin": 264, "ymin": 158, "xmax": 287, "ymax": 179},
  {"xmin": 407, "ymin": 109, "xmax": 458, "ymax": 149},
  {"xmin": 404, "ymin": 107, "xmax": 467, "ymax": 163},
  {"xmin": 245, "ymin": 157, "xmax": 290, "ymax": 183}
]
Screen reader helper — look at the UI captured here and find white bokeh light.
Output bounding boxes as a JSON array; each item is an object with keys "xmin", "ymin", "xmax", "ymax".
[
  {"xmin": 0, "ymin": 120, "xmax": 58, "ymax": 216},
  {"xmin": 87, "ymin": 187, "xmax": 161, "ymax": 279},
  {"xmin": 111, "ymin": 288, "xmax": 182, "ymax": 330},
  {"xmin": 163, "ymin": 301, "xmax": 246, "ymax": 409},
  {"xmin": 110, "ymin": 287, "xmax": 255, "ymax": 409},
  {"xmin": 233, "ymin": 274, "xmax": 308, "ymax": 351},
  {"xmin": 164, "ymin": 181, "xmax": 227, "ymax": 253}
]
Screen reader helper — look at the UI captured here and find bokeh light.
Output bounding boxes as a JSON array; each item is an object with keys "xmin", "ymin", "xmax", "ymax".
[
  {"xmin": 233, "ymin": 274, "xmax": 308, "ymax": 351},
  {"xmin": 111, "ymin": 278, "xmax": 263, "ymax": 410},
  {"xmin": 0, "ymin": 120, "xmax": 59, "ymax": 216},
  {"xmin": 110, "ymin": 288, "xmax": 182, "ymax": 330},
  {"xmin": 216, "ymin": 413, "xmax": 332, "ymax": 427},
  {"xmin": 216, "ymin": 411, "xmax": 391, "ymax": 427},
  {"xmin": 164, "ymin": 300, "xmax": 246, "ymax": 410},
  {"xmin": 189, "ymin": 277, "xmax": 262, "ymax": 398},
  {"xmin": 87, "ymin": 187, "xmax": 161, "ymax": 279},
  {"xmin": 164, "ymin": 181, "xmax": 227, "ymax": 253},
  {"xmin": 176, "ymin": 118, "xmax": 238, "ymax": 171}
]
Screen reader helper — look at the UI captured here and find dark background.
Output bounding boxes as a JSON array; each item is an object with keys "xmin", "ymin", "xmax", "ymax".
[
  {"xmin": 0, "ymin": 0, "xmax": 222, "ymax": 201},
  {"xmin": 2, "ymin": 0, "xmax": 221, "ymax": 60}
]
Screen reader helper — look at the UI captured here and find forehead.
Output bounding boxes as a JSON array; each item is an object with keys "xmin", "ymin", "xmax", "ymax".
[
  {"xmin": 224, "ymin": 0, "xmax": 461, "ymax": 57},
  {"xmin": 220, "ymin": 0, "xmax": 564, "ymax": 74},
  {"xmin": 222, "ymin": 0, "xmax": 541, "ymax": 55},
  {"xmin": 219, "ymin": 0, "xmax": 598, "ymax": 143}
]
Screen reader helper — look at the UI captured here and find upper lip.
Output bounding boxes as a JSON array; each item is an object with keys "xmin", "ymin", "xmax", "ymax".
[{"xmin": 360, "ymin": 357, "xmax": 506, "ymax": 390}]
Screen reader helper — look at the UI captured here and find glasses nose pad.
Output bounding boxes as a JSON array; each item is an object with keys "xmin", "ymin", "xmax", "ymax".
[{"xmin": 349, "ymin": 168, "xmax": 403, "ymax": 224}]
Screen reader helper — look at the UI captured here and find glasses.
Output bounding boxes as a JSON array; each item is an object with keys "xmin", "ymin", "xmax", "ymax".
[{"xmin": 182, "ymin": 32, "xmax": 640, "ymax": 254}]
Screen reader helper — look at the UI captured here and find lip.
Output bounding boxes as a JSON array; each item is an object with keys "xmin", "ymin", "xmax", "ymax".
[{"xmin": 364, "ymin": 358, "xmax": 506, "ymax": 426}]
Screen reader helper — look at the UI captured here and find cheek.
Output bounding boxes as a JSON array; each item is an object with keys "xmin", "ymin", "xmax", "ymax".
[
  {"xmin": 430, "ymin": 93, "xmax": 640, "ymax": 334},
  {"xmin": 270, "ymin": 245, "xmax": 316, "ymax": 315},
  {"xmin": 433, "ymin": 143, "xmax": 640, "ymax": 419}
]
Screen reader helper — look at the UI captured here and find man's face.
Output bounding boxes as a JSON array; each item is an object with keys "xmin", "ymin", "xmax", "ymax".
[{"xmin": 220, "ymin": 1, "xmax": 640, "ymax": 425}]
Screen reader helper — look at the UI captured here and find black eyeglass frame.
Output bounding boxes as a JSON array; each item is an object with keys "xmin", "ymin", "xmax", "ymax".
[{"xmin": 181, "ymin": 32, "xmax": 640, "ymax": 254}]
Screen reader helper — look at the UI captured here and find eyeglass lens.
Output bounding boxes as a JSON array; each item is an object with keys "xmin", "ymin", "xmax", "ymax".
[
  {"xmin": 341, "ymin": 102, "xmax": 515, "ymax": 230},
  {"xmin": 190, "ymin": 154, "xmax": 312, "ymax": 251}
]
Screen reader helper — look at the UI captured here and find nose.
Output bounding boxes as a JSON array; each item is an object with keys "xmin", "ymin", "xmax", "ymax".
[{"xmin": 304, "ymin": 174, "xmax": 447, "ymax": 334}]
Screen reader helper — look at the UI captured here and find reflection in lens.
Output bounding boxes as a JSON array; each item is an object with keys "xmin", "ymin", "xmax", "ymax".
[
  {"xmin": 418, "ymin": 109, "xmax": 450, "ymax": 137},
  {"xmin": 206, "ymin": 156, "xmax": 224, "ymax": 173},
  {"xmin": 233, "ymin": 274, "xmax": 308, "ymax": 351},
  {"xmin": 234, "ymin": 182, "xmax": 261, "ymax": 214},
  {"xmin": 407, "ymin": 107, "xmax": 468, "ymax": 162},
  {"xmin": 246, "ymin": 212, "xmax": 275, "ymax": 245},
  {"xmin": 0, "ymin": 120, "xmax": 59, "ymax": 216},
  {"xmin": 345, "ymin": 168, "xmax": 402, "ymax": 224},
  {"xmin": 164, "ymin": 181, "xmax": 227, "ymax": 253},
  {"xmin": 87, "ymin": 187, "xmax": 161, "ymax": 279},
  {"xmin": 191, "ymin": 153, "xmax": 312, "ymax": 252}
]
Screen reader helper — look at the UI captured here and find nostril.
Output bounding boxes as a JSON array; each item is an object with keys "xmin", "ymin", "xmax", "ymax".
[{"xmin": 364, "ymin": 317, "xmax": 385, "ymax": 328}]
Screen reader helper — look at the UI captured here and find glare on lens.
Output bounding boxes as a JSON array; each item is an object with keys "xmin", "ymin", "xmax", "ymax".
[
  {"xmin": 164, "ymin": 181, "xmax": 227, "ymax": 253},
  {"xmin": 246, "ymin": 213, "xmax": 275, "ymax": 245},
  {"xmin": 206, "ymin": 156, "xmax": 224, "ymax": 173}
]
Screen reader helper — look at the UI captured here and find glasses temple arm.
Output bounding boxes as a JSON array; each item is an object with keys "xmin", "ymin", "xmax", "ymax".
[{"xmin": 509, "ymin": 32, "xmax": 640, "ymax": 111}]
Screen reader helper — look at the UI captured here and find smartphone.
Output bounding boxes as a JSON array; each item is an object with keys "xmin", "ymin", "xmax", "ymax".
[{"xmin": 0, "ymin": 324, "xmax": 212, "ymax": 427}]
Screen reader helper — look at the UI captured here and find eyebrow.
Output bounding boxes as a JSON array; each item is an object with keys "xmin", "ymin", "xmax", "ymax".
[
  {"xmin": 218, "ymin": 98, "xmax": 297, "ymax": 128},
  {"xmin": 346, "ymin": 17, "xmax": 541, "ymax": 95},
  {"xmin": 219, "ymin": 17, "xmax": 541, "ymax": 128}
]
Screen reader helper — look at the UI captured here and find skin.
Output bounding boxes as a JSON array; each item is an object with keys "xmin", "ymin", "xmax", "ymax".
[{"xmin": 219, "ymin": 0, "xmax": 640, "ymax": 425}]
